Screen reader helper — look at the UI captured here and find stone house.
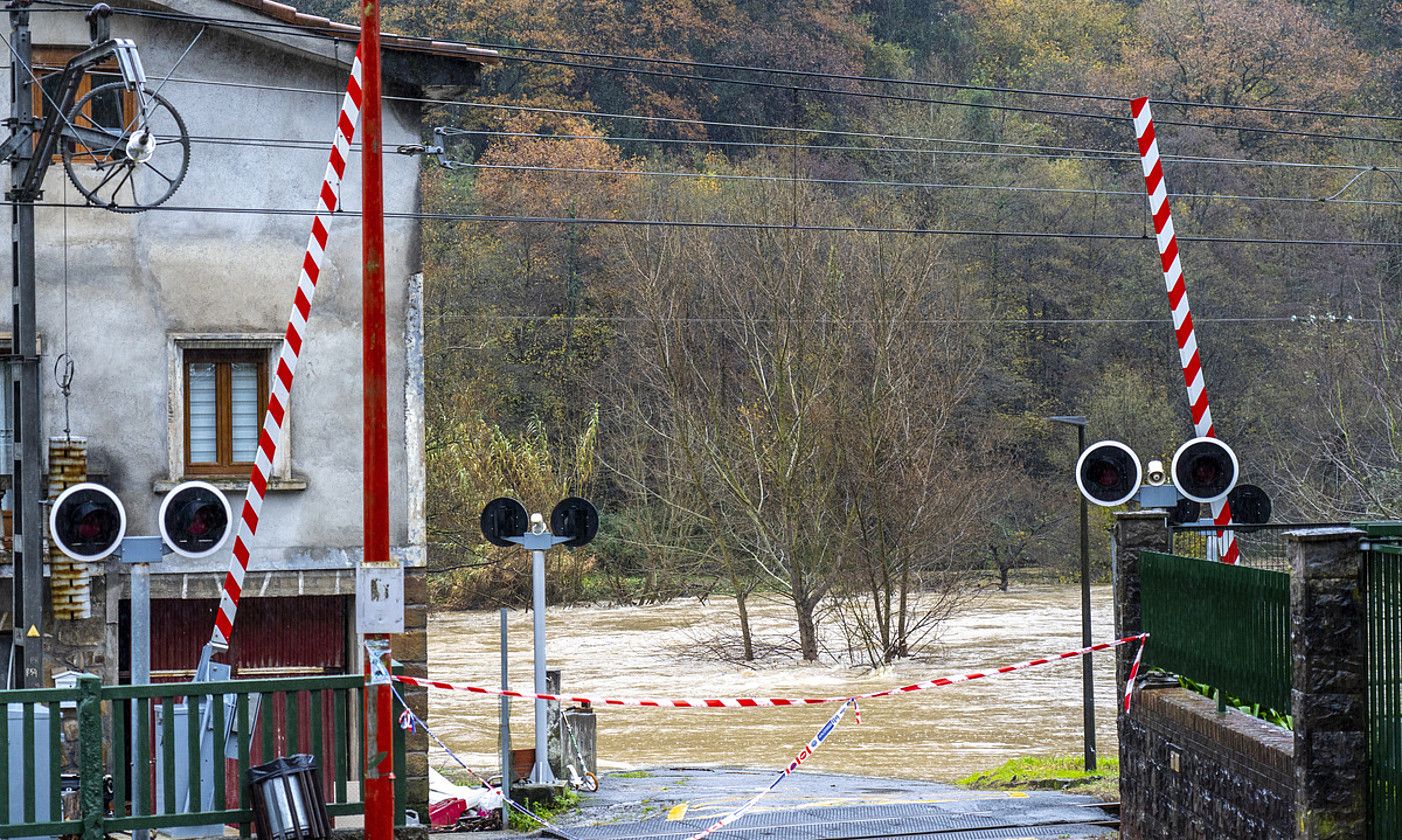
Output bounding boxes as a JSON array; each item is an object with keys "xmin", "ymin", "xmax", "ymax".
[{"xmin": 0, "ymin": 0, "xmax": 494, "ymax": 813}]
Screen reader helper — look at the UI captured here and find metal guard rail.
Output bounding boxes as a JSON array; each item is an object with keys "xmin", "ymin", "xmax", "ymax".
[
  {"xmin": 1140, "ymin": 550, "xmax": 1292, "ymax": 715},
  {"xmin": 0, "ymin": 672, "xmax": 409, "ymax": 839}
]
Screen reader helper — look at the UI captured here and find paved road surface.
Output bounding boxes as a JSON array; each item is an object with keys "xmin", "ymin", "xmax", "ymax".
[{"xmin": 534, "ymin": 768, "xmax": 1117, "ymax": 839}]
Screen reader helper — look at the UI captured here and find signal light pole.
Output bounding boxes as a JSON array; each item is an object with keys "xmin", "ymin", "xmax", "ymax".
[
  {"xmin": 481, "ymin": 497, "xmax": 599, "ymax": 786},
  {"xmin": 1049, "ymin": 415, "xmax": 1096, "ymax": 773}
]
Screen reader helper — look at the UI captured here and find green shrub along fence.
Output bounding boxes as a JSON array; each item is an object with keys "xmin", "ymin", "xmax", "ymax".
[
  {"xmin": 0, "ymin": 672, "xmax": 409, "ymax": 839},
  {"xmin": 1139, "ymin": 551, "xmax": 1292, "ymax": 716}
]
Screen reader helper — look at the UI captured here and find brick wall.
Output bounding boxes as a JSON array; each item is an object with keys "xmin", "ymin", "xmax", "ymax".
[
  {"xmin": 398, "ymin": 566, "xmax": 429, "ymax": 819},
  {"xmin": 1120, "ymin": 686, "xmax": 1294, "ymax": 840},
  {"xmin": 47, "ymin": 436, "xmax": 90, "ymax": 620}
]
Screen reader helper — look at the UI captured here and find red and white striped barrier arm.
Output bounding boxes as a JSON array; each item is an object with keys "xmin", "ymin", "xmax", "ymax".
[
  {"xmin": 208, "ymin": 48, "xmax": 365, "ymax": 650},
  {"xmin": 393, "ymin": 634, "xmax": 1149, "ymax": 707},
  {"xmin": 1130, "ymin": 97, "xmax": 1239, "ymax": 565}
]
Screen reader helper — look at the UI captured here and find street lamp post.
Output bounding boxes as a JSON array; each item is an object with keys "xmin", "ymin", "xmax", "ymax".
[{"xmin": 1049, "ymin": 415, "xmax": 1096, "ymax": 773}]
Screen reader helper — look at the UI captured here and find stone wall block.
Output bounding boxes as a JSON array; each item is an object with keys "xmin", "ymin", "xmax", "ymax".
[
  {"xmin": 1292, "ymin": 653, "xmax": 1364, "ymax": 696},
  {"xmin": 1290, "ymin": 690, "xmax": 1363, "ymax": 734},
  {"xmin": 1290, "ymin": 527, "xmax": 1367, "ymax": 840},
  {"xmin": 1114, "ymin": 510, "xmax": 1171, "ymax": 689},
  {"xmin": 396, "ymin": 627, "xmax": 428, "ymax": 664},
  {"xmin": 402, "ymin": 567, "xmax": 428, "ymax": 605}
]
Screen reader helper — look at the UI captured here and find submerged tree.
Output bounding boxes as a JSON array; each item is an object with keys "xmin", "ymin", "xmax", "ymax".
[{"xmin": 616, "ymin": 179, "xmax": 998, "ymax": 663}]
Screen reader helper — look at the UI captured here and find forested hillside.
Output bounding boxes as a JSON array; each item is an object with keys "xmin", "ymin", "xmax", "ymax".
[{"xmin": 337, "ymin": 0, "xmax": 1397, "ymax": 662}]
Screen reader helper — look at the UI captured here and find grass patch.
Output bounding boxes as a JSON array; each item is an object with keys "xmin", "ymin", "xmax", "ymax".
[
  {"xmin": 611, "ymin": 770, "xmax": 652, "ymax": 779},
  {"xmin": 957, "ymin": 755, "xmax": 1118, "ymax": 801},
  {"xmin": 509, "ymin": 788, "xmax": 581, "ymax": 832}
]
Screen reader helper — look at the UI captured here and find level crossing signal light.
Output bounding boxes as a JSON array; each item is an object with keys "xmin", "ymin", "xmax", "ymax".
[
  {"xmin": 50, "ymin": 480, "xmax": 235, "ymax": 562},
  {"xmin": 1072, "ymin": 436, "xmax": 1264, "ymax": 523},
  {"xmin": 159, "ymin": 480, "xmax": 232, "ymax": 559},
  {"xmin": 550, "ymin": 497, "xmax": 599, "ymax": 547},
  {"xmin": 1075, "ymin": 441, "xmax": 1143, "ymax": 507},
  {"xmin": 1170, "ymin": 437, "xmax": 1239, "ymax": 504},
  {"xmin": 49, "ymin": 482, "xmax": 126, "ymax": 560},
  {"xmin": 480, "ymin": 497, "xmax": 530, "ymax": 547},
  {"xmin": 479, "ymin": 496, "xmax": 600, "ymax": 547}
]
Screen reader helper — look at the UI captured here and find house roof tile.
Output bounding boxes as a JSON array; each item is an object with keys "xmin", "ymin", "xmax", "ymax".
[{"xmin": 223, "ymin": 0, "xmax": 499, "ymax": 63}]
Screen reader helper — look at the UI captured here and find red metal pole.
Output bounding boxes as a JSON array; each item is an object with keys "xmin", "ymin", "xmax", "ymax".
[{"xmin": 360, "ymin": 0, "xmax": 393, "ymax": 835}]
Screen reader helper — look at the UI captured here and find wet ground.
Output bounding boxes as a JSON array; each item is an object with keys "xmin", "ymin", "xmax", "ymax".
[
  {"xmin": 427, "ymin": 584, "xmax": 1118, "ymax": 783},
  {"xmin": 544, "ymin": 768, "xmax": 1117, "ymax": 839}
]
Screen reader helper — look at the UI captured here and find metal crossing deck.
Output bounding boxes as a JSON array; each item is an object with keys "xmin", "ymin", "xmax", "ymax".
[{"xmin": 545, "ymin": 800, "xmax": 1118, "ymax": 839}]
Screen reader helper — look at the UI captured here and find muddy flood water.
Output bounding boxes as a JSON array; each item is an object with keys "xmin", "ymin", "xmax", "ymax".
[{"xmin": 427, "ymin": 584, "xmax": 1117, "ymax": 782}]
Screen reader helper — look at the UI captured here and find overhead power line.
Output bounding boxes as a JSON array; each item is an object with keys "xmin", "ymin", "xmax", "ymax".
[
  {"xmin": 446, "ymin": 313, "xmax": 1386, "ymax": 327},
  {"xmin": 30, "ymin": 0, "xmax": 1402, "ymax": 145},
  {"xmin": 411, "ymin": 157, "xmax": 1402, "ymax": 208},
  {"xmin": 447, "ymin": 39, "xmax": 1402, "ymax": 126},
  {"xmin": 443, "ymin": 50, "xmax": 1402, "ymax": 146},
  {"xmin": 165, "ymin": 130, "xmax": 1402, "ymax": 209},
  {"xmin": 150, "ymin": 76, "xmax": 1401, "ymax": 175},
  {"xmin": 17, "ymin": 201, "xmax": 1402, "ymax": 247}
]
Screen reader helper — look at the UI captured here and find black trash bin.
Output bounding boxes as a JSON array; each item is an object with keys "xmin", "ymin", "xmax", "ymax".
[{"xmin": 248, "ymin": 754, "xmax": 332, "ymax": 840}]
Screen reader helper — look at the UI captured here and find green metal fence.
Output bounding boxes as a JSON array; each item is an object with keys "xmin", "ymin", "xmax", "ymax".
[
  {"xmin": 0, "ymin": 673, "xmax": 408, "ymax": 840},
  {"xmin": 1368, "ymin": 540, "xmax": 1402, "ymax": 839},
  {"xmin": 1140, "ymin": 551, "xmax": 1292, "ymax": 715}
]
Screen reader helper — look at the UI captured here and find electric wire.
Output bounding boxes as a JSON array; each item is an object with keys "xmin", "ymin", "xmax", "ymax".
[
  {"xmin": 13, "ymin": 200, "xmax": 1397, "ymax": 247},
  {"xmin": 31, "ymin": 0, "xmax": 1402, "ymax": 134},
  {"xmin": 449, "ymin": 37, "xmax": 1402, "ymax": 125},
  {"xmin": 145, "ymin": 131, "xmax": 1402, "ymax": 208},
  {"xmin": 441, "ymin": 314, "xmax": 1384, "ymax": 326},
  {"xmin": 460, "ymin": 50, "xmax": 1402, "ymax": 146},
  {"xmin": 407, "ymin": 158, "xmax": 1402, "ymax": 208},
  {"xmin": 143, "ymin": 78, "xmax": 1402, "ymax": 175},
  {"xmin": 27, "ymin": 0, "xmax": 1402, "ymax": 145}
]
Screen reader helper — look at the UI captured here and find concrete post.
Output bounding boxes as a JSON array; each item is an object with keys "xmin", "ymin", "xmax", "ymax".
[
  {"xmin": 1112, "ymin": 509, "xmax": 1171, "ymax": 691},
  {"xmin": 1289, "ymin": 527, "xmax": 1366, "ymax": 840}
]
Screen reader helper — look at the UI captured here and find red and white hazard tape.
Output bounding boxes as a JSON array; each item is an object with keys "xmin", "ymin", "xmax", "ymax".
[
  {"xmin": 684, "ymin": 697, "xmax": 859, "ymax": 840},
  {"xmin": 1124, "ymin": 634, "xmax": 1148, "ymax": 712},
  {"xmin": 394, "ymin": 634, "xmax": 1149, "ymax": 708},
  {"xmin": 1130, "ymin": 97, "xmax": 1239, "ymax": 565},
  {"xmin": 209, "ymin": 48, "xmax": 365, "ymax": 650}
]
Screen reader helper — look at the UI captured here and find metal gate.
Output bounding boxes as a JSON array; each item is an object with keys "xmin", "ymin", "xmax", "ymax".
[{"xmin": 1367, "ymin": 539, "xmax": 1402, "ymax": 839}]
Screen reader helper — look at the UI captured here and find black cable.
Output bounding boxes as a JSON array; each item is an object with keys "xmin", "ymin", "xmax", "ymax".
[
  {"xmin": 136, "ymin": 132, "xmax": 1402, "ymax": 208},
  {"xmin": 149, "ymin": 76, "xmax": 1402, "ymax": 175},
  {"xmin": 14, "ymin": 200, "xmax": 1401, "ymax": 247},
  {"xmin": 29, "ymin": 0, "xmax": 1402, "ymax": 145},
  {"xmin": 439, "ymin": 313, "xmax": 1386, "ymax": 326},
  {"xmin": 35, "ymin": 0, "xmax": 1402, "ymax": 130},
  {"xmin": 442, "ymin": 50, "xmax": 1402, "ymax": 146},
  {"xmin": 450, "ymin": 37, "xmax": 1402, "ymax": 125}
]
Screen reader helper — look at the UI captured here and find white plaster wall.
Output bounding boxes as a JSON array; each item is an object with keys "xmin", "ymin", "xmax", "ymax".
[{"xmin": 0, "ymin": 8, "xmax": 429, "ymax": 570}]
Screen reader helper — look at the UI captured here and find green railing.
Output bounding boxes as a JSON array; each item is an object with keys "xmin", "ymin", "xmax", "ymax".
[
  {"xmin": 0, "ymin": 673, "xmax": 408, "ymax": 839},
  {"xmin": 1367, "ymin": 541, "xmax": 1402, "ymax": 839},
  {"xmin": 1140, "ymin": 551, "xmax": 1292, "ymax": 715}
]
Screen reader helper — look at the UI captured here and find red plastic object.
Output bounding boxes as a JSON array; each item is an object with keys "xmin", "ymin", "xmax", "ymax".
[{"xmin": 429, "ymin": 798, "xmax": 468, "ymax": 828}]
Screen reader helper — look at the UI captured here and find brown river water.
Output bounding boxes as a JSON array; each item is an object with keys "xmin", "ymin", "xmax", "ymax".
[{"xmin": 426, "ymin": 585, "xmax": 1117, "ymax": 782}]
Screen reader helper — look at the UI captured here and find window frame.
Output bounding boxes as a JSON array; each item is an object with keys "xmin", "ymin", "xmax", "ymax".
[
  {"xmin": 31, "ymin": 46, "xmax": 138, "ymax": 163},
  {"xmin": 182, "ymin": 348, "xmax": 269, "ymax": 477}
]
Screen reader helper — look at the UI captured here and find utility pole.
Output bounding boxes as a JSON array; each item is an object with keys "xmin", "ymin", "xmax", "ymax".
[
  {"xmin": 4, "ymin": 3, "xmax": 180, "ymax": 691},
  {"xmin": 1049, "ymin": 414, "xmax": 1096, "ymax": 773},
  {"xmin": 9, "ymin": 0, "xmax": 44, "ymax": 689},
  {"xmin": 360, "ymin": 0, "xmax": 395, "ymax": 834}
]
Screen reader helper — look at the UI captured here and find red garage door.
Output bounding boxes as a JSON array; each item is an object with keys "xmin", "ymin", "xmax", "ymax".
[{"xmin": 119, "ymin": 594, "xmax": 350, "ymax": 681}]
